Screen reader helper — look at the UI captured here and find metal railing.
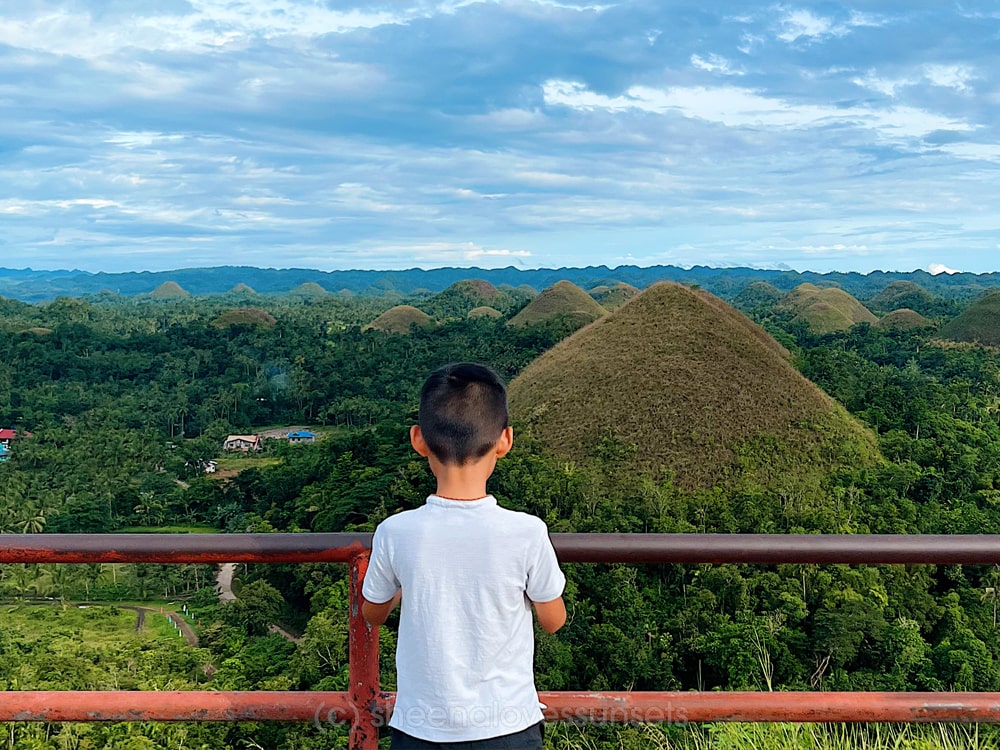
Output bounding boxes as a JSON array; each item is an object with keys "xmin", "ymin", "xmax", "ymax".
[{"xmin": 4, "ymin": 533, "xmax": 1000, "ymax": 748}]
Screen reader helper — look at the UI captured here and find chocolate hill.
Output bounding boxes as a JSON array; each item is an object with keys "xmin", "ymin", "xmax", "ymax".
[
  {"xmin": 425, "ymin": 279, "xmax": 511, "ymax": 318},
  {"xmin": 290, "ymin": 282, "xmax": 329, "ymax": 297},
  {"xmin": 227, "ymin": 283, "xmax": 257, "ymax": 295},
  {"xmin": 869, "ymin": 281, "xmax": 935, "ymax": 314},
  {"xmin": 468, "ymin": 306, "xmax": 502, "ymax": 319},
  {"xmin": 876, "ymin": 309, "xmax": 933, "ymax": 332},
  {"xmin": 364, "ymin": 305, "xmax": 433, "ymax": 334},
  {"xmin": 508, "ymin": 281, "xmax": 606, "ymax": 329},
  {"xmin": 778, "ymin": 284, "xmax": 877, "ymax": 333},
  {"xmin": 734, "ymin": 281, "xmax": 783, "ymax": 312},
  {"xmin": 149, "ymin": 281, "xmax": 189, "ymax": 299},
  {"xmin": 589, "ymin": 282, "xmax": 640, "ymax": 310},
  {"xmin": 509, "ymin": 283, "xmax": 878, "ymax": 490},
  {"xmin": 938, "ymin": 291, "xmax": 1000, "ymax": 345}
]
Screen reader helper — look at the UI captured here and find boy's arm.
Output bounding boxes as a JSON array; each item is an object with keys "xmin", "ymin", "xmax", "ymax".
[
  {"xmin": 361, "ymin": 590, "xmax": 401, "ymax": 628},
  {"xmin": 532, "ymin": 595, "xmax": 566, "ymax": 633}
]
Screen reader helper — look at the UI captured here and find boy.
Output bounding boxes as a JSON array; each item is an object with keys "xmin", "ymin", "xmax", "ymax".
[{"xmin": 362, "ymin": 362, "xmax": 567, "ymax": 749}]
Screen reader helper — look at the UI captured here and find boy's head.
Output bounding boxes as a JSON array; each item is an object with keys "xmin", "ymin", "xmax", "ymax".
[{"xmin": 416, "ymin": 363, "xmax": 508, "ymax": 465}]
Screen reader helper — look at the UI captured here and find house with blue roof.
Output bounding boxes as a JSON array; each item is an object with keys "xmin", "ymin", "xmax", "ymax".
[{"xmin": 287, "ymin": 430, "xmax": 316, "ymax": 445}]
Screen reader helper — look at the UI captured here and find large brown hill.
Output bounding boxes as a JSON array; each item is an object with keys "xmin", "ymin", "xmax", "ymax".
[
  {"xmin": 938, "ymin": 291, "xmax": 1000, "ymax": 345},
  {"xmin": 869, "ymin": 281, "xmax": 934, "ymax": 314},
  {"xmin": 508, "ymin": 280, "xmax": 606, "ymax": 329},
  {"xmin": 364, "ymin": 305, "xmax": 433, "ymax": 334},
  {"xmin": 509, "ymin": 283, "xmax": 877, "ymax": 490},
  {"xmin": 149, "ymin": 281, "xmax": 189, "ymax": 299},
  {"xmin": 778, "ymin": 283, "xmax": 877, "ymax": 333}
]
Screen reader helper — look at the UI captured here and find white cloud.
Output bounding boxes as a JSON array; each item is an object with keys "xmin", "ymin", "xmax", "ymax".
[
  {"xmin": 928, "ymin": 263, "xmax": 960, "ymax": 275},
  {"xmin": 776, "ymin": 7, "xmax": 885, "ymax": 44},
  {"xmin": 924, "ymin": 64, "xmax": 976, "ymax": 92},
  {"xmin": 777, "ymin": 10, "xmax": 837, "ymax": 42},
  {"xmin": 541, "ymin": 80, "xmax": 972, "ymax": 139},
  {"xmin": 853, "ymin": 64, "xmax": 977, "ymax": 99},
  {"xmin": 0, "ymin": 2, "xmax": 408, "ymax": 59},
  {"xmin": 691, "ymin": 54, "xmax": 744, "ymax": 76}
]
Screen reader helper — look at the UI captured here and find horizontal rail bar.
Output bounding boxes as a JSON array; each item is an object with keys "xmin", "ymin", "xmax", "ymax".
[
  {"xmin": 4, "ymin": 691, "xmax": 1000, "ymax": 724},
  {"xmin": 553, "ymin": 534, "xmax": 1000, "ymax": 564},
  {"xmin": 0, "ymin": 692, "xmax": 354, "ymax": 722},
  {"xmin": 4, "ymin": 533, "xmax": 1000, "ymax": 564},
  {"xmin": 540, "ymin": 691, "xmax": 1000, "ymax": 723},
  {"xmin": 0, "ymin": 534, "xmax": 371, "ymax": 564}
]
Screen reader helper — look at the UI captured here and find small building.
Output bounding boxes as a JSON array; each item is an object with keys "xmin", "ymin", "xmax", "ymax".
[
  {"xmin": 0, "ymin": 444, "xmax": 9, "ymax": 462},
  {"xmin": 0, "ymin": 428, "xmax": 32, "ymax": 448},
  {"xmin": 287, "ymin": 430, "xmax": 316, "ymax": 445},
  {"xmin": 223, "ymin": 434, "xmax": 262, "ymax": 452}
]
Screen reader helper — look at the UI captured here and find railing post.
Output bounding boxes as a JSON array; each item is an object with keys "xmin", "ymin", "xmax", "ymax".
[{"xmin": 349, "ymin": 551, "xmax": 380, "ymax": 750}]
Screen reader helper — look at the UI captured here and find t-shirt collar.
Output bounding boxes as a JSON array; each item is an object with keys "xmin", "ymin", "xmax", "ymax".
[{"xmin": 426, "ymin": 494, "xmax": 497, "ymax": 510}]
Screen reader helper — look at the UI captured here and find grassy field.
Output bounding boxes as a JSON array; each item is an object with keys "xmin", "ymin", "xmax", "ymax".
[
  {"xmin": 211, "ymin": 455, "xmax": 283, "ymax": 474},
  {"xmin": 0, "ymin": 604, "xmax": 206, "ymax": 691},
  {"xmin": 546, "ymin": 722, "xmax": 999, "ymax": 750},
  {"xmin": 117, "ymin": 523, "xmax": 217, "ymax": 534}
]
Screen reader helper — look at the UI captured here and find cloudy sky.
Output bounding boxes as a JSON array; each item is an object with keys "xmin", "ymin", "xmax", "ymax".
[{"xmin": 2, "ymin": 1, "xmax": 999, "ymax": 274}]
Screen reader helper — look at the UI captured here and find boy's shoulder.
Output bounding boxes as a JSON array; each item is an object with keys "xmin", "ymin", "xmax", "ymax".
[{"xmin": 373, "ymin": 500, "xmax": 548, "ymax": 534}]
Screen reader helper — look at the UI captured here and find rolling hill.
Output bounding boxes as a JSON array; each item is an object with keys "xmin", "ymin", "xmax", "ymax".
[
  {"xmin": 938, "ymin": 291, "xmax": 1000, "ymax": 345},
  {"xmin": 364, "ymin": 305, "xmax": 434, "ymax": 334},
  {"xmin": 778, "ymin": 283, "xmax": 877, "ymax": 333},
  {"xmin": 509, "ymin": 283, "xmax": 878, "ymax": 491},
  {"xmin": 508, "ymin": 281, "xmax": 606, "ymax": 329},
  {"xmin": 876, "ymin": 309, "xmax": 933, "ymax": 332},
  {"xmin": 589, "ymin": 282, "xmax": 640, "ymax": 310}
]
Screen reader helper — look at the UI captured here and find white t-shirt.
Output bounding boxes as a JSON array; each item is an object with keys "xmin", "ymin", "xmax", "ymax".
[{"xmin": 362, "ymin": 494, "xmax": 566, "ymax": 742}]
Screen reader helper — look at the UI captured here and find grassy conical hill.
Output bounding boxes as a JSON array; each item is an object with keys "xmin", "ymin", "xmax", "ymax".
[
  {"xmin": 876, "ymin": 309, "xmax": 933, "ymax": 332},
  {"xmin": 869, "ymin": 281, "xmax": 934, "ymax": 314},
  {"xmin": 364, "ymin": 305, "xmax": 433, "ymax": 334},
  {"xmin": 589, "ymin": 282, "xmax": 639, "ymax": 310},
  {"xmin": 211, "ymin": 307, "xmax": 277, "ymax": 330},
  {"xmin": 228, "ymin": 283, "xmax": 257, "ymax": 295},
  {"xmin": 938, "ymin": 291, "xmax": 1000, "ymax": 345},
  {"xmin": 468, "ymin": 306, "xmax": 502, "ymax": 319},
  {"xmin": 425, "ymin": 279, "xmax": 512, "ymax": 318},
  {"xmin": 733, "ymin": 281, "xmax": 783, "ymax": 312},
  {"xmin": 291, "ymin": 282, "xmax": 329, "ymax": 297},
  {"xmin": 779, "ymin": 284, "xmax": 877, "ymax": 333},
  {"xmin": 509, "ymin": 283, "xmax": 878, "ymax": 491},
  {"xmin": 149, "ymin": 281, "xmax": 189, "ymax": 299},
  {"xmin": 508, "ymin": 281, "xmax": 606, "ymax": 329}
]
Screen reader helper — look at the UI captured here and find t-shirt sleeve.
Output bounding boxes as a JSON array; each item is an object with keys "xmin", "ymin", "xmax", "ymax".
[
  {"xmin": 525, "ymin": 522, "xmax": 565, "ymax": 603},
  {"xmin": 362, "ymin": 523, "xmax": 400, "ymax": 604}
]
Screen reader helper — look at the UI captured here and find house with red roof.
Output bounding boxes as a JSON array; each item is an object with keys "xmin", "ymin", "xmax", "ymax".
[{"xmin": 0, "ymin": 428, "xmax": 32, "ymax": 448}]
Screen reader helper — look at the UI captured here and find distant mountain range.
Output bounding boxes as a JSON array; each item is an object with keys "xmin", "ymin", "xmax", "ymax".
[{"xmin": 2, "ymin": 264, "xmax": 1000, "ymax": 304}]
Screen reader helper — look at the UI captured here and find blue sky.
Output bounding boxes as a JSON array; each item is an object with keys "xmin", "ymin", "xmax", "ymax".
[{"xmin": 2, "ymin": 1, "xmax": 999, "ymax": 274}]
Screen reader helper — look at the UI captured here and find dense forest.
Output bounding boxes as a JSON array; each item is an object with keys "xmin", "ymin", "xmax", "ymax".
[{"xmin": 3, "ymin": 273, "xmax": 1000, "ymax": 749}]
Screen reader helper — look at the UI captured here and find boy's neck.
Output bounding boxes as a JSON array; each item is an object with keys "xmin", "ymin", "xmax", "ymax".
[{"xmin": 429, "ymin": 456, "xmax": 494, "ymax": 502}]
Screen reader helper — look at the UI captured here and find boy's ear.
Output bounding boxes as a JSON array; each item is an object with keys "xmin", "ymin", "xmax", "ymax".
[
  {"xmin": 410, "ymin": 425, "xmax": 431, "ymax": 457},
  {"xmin": 495, "ymin": 426, "xmax": 514, "ymax": 458}
]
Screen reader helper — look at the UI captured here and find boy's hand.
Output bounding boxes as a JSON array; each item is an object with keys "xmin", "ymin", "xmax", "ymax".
[
  {"xmin": 361, "ymin": 590, "xmax": 401, "ymax": 627},
  {"xmin": 532, "ymin": 596, "xmax": 566, "ymax": 633}
]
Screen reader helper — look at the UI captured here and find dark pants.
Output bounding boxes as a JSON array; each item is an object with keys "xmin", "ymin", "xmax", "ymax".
[{"xmin": 390, "ymin": 722, "xmax": 544, "ymax": 749}]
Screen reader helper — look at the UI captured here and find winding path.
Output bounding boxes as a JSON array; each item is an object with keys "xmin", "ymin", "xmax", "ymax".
[{"xmin": 216, "ymin": 563, "xmax": 301, "ymax": 644}]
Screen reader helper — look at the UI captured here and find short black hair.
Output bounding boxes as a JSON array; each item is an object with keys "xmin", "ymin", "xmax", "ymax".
[{"xmin": 418, "ymin": 363, "xmax": 508, "ymax": 465}]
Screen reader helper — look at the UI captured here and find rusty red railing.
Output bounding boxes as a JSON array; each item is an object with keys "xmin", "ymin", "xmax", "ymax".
[{"xmin": 4, "ymin": 533, "xmax": 1000, "ymax": 748}]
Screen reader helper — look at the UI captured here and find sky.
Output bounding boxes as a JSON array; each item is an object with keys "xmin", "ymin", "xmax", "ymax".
[{"xmin": 1, "ymin": 2, "xmax": 1000, "ymax": 275}]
